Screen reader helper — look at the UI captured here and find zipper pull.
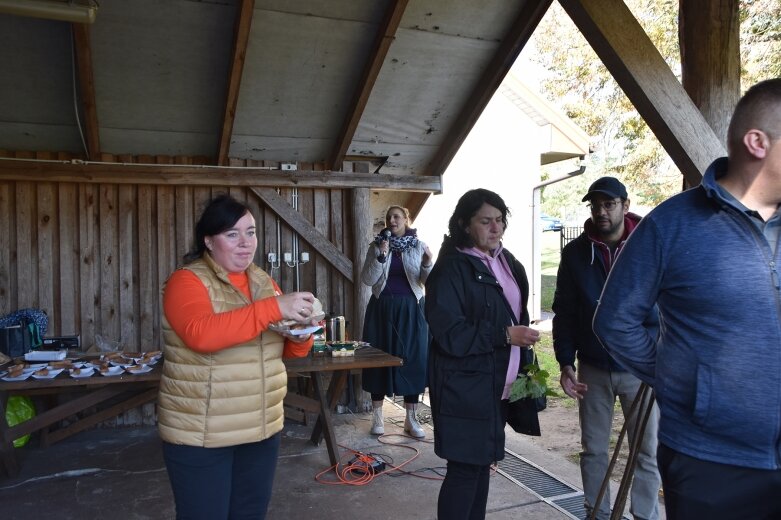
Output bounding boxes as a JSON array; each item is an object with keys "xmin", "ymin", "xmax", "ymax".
[{"xmin": 770, "ymin": 261, "xmax": 780, "ymax": 290}]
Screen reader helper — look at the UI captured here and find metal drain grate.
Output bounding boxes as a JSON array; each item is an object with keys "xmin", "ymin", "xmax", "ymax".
[
  {"xmin": 498, "ymin": 452, "xmax": 579, "ymax": 498},
  {"xmin": 553, "ymin": 495, "xmax": 588, "ymax": 519},
  {"xmin": 497, "ymin": 449, "xmax": 582, "ymax": 519},
  {"xmin": 396, "ymin": 399, "xmax": 630, "ymax": 518},
  {"xmin": 498, "ymin": 449, "xmax": 630, "ymax": 520}
]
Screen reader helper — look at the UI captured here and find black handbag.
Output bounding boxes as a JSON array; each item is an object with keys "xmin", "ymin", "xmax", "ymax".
[
  {"xmin": 506, "ymin": 347, "xmax": 546, "ymax": 436},
  {"xmin": 506, "ymin": 395, "xmax": 542, "ymax": 436}
]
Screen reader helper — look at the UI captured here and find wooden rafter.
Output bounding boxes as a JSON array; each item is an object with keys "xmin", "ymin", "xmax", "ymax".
[
  {"xmin": 558, "ymin": 0, "xmax": 726, "ymax": 186},
  {"xmin": 71, "ymin": 23, "xmax": 100, "ymax": 161},
  {"xmin": 326, "ymin": 0, "xmax": 408, "ymax": 171},
  {"xmin": 0, "ymin": 159, "xmax": 442, "ymax": 192},
  {"xmin": 252, "ymin": 187, "xmax": 353, "ymax": 280},
  {"xmin": 407, "ymin": 0, "xmax": 553, "ymax": 220},
  {"xmin": 217, "ymin": 0, "xmax": 255, "ymax": 166},
  {"xmin": 425, "ymin": 0, "xmax": 553, "ymax": 179}
]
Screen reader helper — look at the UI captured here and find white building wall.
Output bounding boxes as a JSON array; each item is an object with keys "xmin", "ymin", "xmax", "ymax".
[{"xmin": 414, "ymin": 89, "xmax": 545, "ymax": 278}]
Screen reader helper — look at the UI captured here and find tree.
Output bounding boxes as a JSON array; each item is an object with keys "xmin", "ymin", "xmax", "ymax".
[
  {"xmin": 527, "ymin": 0, "xmax": 781, "ymax": 217},
  {"xmin": 741, "ymin": 0, "xmax": 781, "ymax": 85}
]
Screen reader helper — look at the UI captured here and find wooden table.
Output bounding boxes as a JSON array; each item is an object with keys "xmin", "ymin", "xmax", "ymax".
[
  {"xmin": 0, "ymin": 361, "xmax": 161, "ymax": 477},
  {"xmin": 283, "ymin": 346, "xmax": 402, "ymax": 466},
  {"xmin": 0, "ymin": 346, "xmax": 401, "ymax": 477}
]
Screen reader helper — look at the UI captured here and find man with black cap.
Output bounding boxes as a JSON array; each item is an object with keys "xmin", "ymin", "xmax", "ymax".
[{"xmin": 552, "ymin": 176, "xmax": 661, "ymax": 519}]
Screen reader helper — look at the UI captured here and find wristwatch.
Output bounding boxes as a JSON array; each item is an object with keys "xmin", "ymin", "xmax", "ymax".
[{"xmin": 505, "ymin": 327, "xmax": 512, "ymax": 346}]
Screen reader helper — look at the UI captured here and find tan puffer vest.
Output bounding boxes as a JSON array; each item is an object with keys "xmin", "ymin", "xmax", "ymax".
[{"xmin": 158, "ymin": 254, "xmax": 287, "ymax": 447}]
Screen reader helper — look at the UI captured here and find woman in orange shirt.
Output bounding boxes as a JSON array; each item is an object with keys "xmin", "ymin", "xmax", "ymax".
[{"xmin": 158, "ymin": 194, "xmax": 317, "ymax": 520}]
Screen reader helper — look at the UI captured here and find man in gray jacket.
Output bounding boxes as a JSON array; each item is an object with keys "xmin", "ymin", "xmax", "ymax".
[{"xmin": 594, "ymin": 79, "xmax": 781, "ymax": 519}]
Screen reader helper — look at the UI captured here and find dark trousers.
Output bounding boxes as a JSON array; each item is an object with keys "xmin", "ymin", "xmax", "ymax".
[
  {"xmin": 437, "ymin": 460, "xmax": 491, "ymax": 520},
  {"xmin": 658, "ymin": 443, "xmax": 781, "ymax": 520},
  {"xmin": 162, "ymin": 433, "xmax": 281, "ymax": 520}
]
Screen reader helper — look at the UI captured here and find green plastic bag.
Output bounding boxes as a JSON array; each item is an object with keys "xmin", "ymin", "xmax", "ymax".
[{"xmin": 5, "ymin": 396, "xmax": 35, "ymax": 448}]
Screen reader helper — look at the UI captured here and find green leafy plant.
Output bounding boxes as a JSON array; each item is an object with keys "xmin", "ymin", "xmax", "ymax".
[{"xmin": 509, "ymin": 362, "xmax": 549, "ymax": 402}]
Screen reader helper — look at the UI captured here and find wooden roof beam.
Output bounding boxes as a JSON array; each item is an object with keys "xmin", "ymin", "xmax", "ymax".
[
  {"xmin": 410, "ymin": 0, "xmax": 553, "ymax": 220},
  {"xmin": 558, "ymin": 0, "xmax": 726, "ymax": 186},
  {"xmin": 0, "ymin": 159, "xmax": 442, "ymax": 192},
  {"xmin": 217, "ymin": 0, "xmax": 255, "ymax": 166},
  {"xmin": 326, "ymin": 0, "xmax": 408, "ymax": 171},
  {"xmin": 71, "ymin": 23, "xmax": 100, "ymax": 161},
  {"xmin": 425, "ymin": 0, "xmax": 553, "ymax": 180}
]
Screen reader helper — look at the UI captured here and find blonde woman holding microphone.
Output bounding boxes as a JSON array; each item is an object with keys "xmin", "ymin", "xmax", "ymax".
[{"xmin": 360, "ymin": 205, "xmax": 433, "ymax": 438}]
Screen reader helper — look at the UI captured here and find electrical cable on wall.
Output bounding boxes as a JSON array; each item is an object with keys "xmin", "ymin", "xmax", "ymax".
[{"xmin": 70, "ymin": 25, "xmax": 89, "ymax": 158}]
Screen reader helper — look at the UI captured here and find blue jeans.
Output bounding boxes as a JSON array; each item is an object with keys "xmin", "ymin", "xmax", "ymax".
[{"xmin": 162, "ymin": 434, "xmax": 281, "ymax": 520}]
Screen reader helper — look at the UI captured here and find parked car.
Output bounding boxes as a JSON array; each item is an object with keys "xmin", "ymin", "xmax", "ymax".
[{"xmin": 541, "ymin": 213, "xmax": 563, "ymax": 232}]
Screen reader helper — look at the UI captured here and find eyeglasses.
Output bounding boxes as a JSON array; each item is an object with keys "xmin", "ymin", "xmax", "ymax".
[{"xmin": 587, "ymin": 200, "xmax": 621, "ymax": 213}]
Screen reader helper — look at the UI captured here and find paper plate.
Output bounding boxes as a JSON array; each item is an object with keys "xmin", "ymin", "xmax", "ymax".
[
  {"xmin": 69, "ymin": 368, "xmax": 95, "ymax": 379},
  {"xmin": 99, "ymin": 366, "xmax": 124, "ymax": 377},
  {"xmin": 2, "ymin": 372, "xmax": 31, "ymax": 382},
  {"xmin": 288, "ymin": 325, "xmax": 321, "ymax": 336},
  {"xmin": 125, "ymin": 364, "xmax": 153, "ymax": 375},
  {"xmin": 110, "ymin": 360, "xmax": 135, "ymax": 368},
  {"xmin": 31, "ymin": 368, "xmax": 65, "ymax": 380}
]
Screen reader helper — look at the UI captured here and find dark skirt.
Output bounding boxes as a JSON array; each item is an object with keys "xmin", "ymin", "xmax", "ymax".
[{"xmin": 361, "ymin": 294, "xmax": 428, "ymax": 397}]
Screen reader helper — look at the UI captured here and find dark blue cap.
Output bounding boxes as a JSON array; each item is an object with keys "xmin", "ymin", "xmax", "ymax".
[{"xmin": 582, "ymin": 176, "xmax": 628, "ymax": 202}]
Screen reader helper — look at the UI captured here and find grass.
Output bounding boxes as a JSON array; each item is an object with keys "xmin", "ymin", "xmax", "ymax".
[
  {"xmin": 540, "ymin": 232, "xmax": 561, "ymax": 311},
  {"xmin": 541, "ymin": 275, "xmax": 556, "ymax": 312},
  {"xmin": 540, "ymin": 232, "xmax": 562, "ymax": 275},
  {"xmin": 535, "ymin": 332, "xmax": 564, "ymax": 398},
  {"xmin": 537, "ymin": 232, "xmax": 567, "ymax": 400}
]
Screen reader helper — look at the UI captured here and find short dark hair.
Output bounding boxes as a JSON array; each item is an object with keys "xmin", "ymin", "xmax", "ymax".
[
  {"xmin": 183, "ymin": 194, "xmax": 251, "ymax": 263},
  {"xmin": 447, "ymin": 189, "xmax": 510, "ymax": 249},
  {"xmin": 727, "ymin": 78, "xmax": 781, "ymax": 155}
]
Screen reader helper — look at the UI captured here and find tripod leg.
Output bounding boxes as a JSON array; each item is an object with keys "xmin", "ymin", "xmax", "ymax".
[
  {"xmin": 610, "ymin": 383, "xmax": 655, "ymax": 520},
  {"xmin": 591, "ymin": 383, "xmax": 649, "ymax": 520}
]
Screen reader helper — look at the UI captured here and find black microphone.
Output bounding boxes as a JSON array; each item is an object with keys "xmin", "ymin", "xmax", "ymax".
[{"xmin": 377, "ymin": 228, "xmax": 392, "ymax": 262}]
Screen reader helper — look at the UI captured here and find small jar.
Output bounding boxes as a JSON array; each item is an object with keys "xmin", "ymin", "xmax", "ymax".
[{"xmin": 312, "ymin": 328, "xmax": 327, "ymax": 356}]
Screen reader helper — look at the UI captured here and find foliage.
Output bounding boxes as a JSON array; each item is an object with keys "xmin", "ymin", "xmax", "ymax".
[
  {"xmin": 509, "ymin": 362, "xmax": 549, "ymax": 402},
  {"xmin": 741, "ymin": 0, "xmax": 781, "ymax": 85},
  {"xmin": 509, "ymin": 332, "xmax": 564, "ymax": 402},
  {"xmin": 526, "ymin": 0, "xmax": 781, "ymax": 218}
]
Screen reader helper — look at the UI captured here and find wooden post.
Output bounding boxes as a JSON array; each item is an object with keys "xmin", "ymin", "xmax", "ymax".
[
  {"xmin": 559, "ymin": 0, "xmax": 726, "ymax": 187},
  {"xmin": 351, "ymin": 187, "xmax": 372, "ymax": 412},
  {"xmin": 680, "ymin": 0, "xmax": 740, "ymax": 147},
  {"xmin": 351, "ymin": 187, "xmax": 371, "ymax": 341},
  {"xmin": 679, "ymin": 0, "xmax": 740, "ymax": 188}
]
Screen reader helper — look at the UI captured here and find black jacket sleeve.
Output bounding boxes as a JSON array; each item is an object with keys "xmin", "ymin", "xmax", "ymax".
[{"xmin": 552, "ymin": 245, "xmax": 579, "ymax": 369}]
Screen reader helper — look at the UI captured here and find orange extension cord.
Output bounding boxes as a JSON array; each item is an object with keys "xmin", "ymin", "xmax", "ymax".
[{"xmin": 314, "ymin": 433, "xmax": 443, "ymax": 486}]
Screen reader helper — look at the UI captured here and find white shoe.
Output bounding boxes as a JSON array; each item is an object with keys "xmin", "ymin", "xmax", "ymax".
[
  {"xmin": 370, "ymin": 401, "xmax": 384, "ymax": 435},
  {"xmin": 404, "ymin": 403, "xmax": 425, "ymax": 438}
]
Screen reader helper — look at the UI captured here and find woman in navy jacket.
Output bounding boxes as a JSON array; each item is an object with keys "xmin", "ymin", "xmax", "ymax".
[{"xmin": 425, "ymin": 189, "xmax": 540, "ymax": 520}]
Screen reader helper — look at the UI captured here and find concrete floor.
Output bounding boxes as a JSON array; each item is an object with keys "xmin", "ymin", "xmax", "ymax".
[{"xmin": 0, "ymin": 400, "xmax": 612, "ymax": 520}]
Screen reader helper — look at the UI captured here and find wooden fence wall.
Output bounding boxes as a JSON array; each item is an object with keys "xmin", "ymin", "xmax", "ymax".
[{"xmin": 0, "ymin": 157, "xmax": 356, "ymax": 350}]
